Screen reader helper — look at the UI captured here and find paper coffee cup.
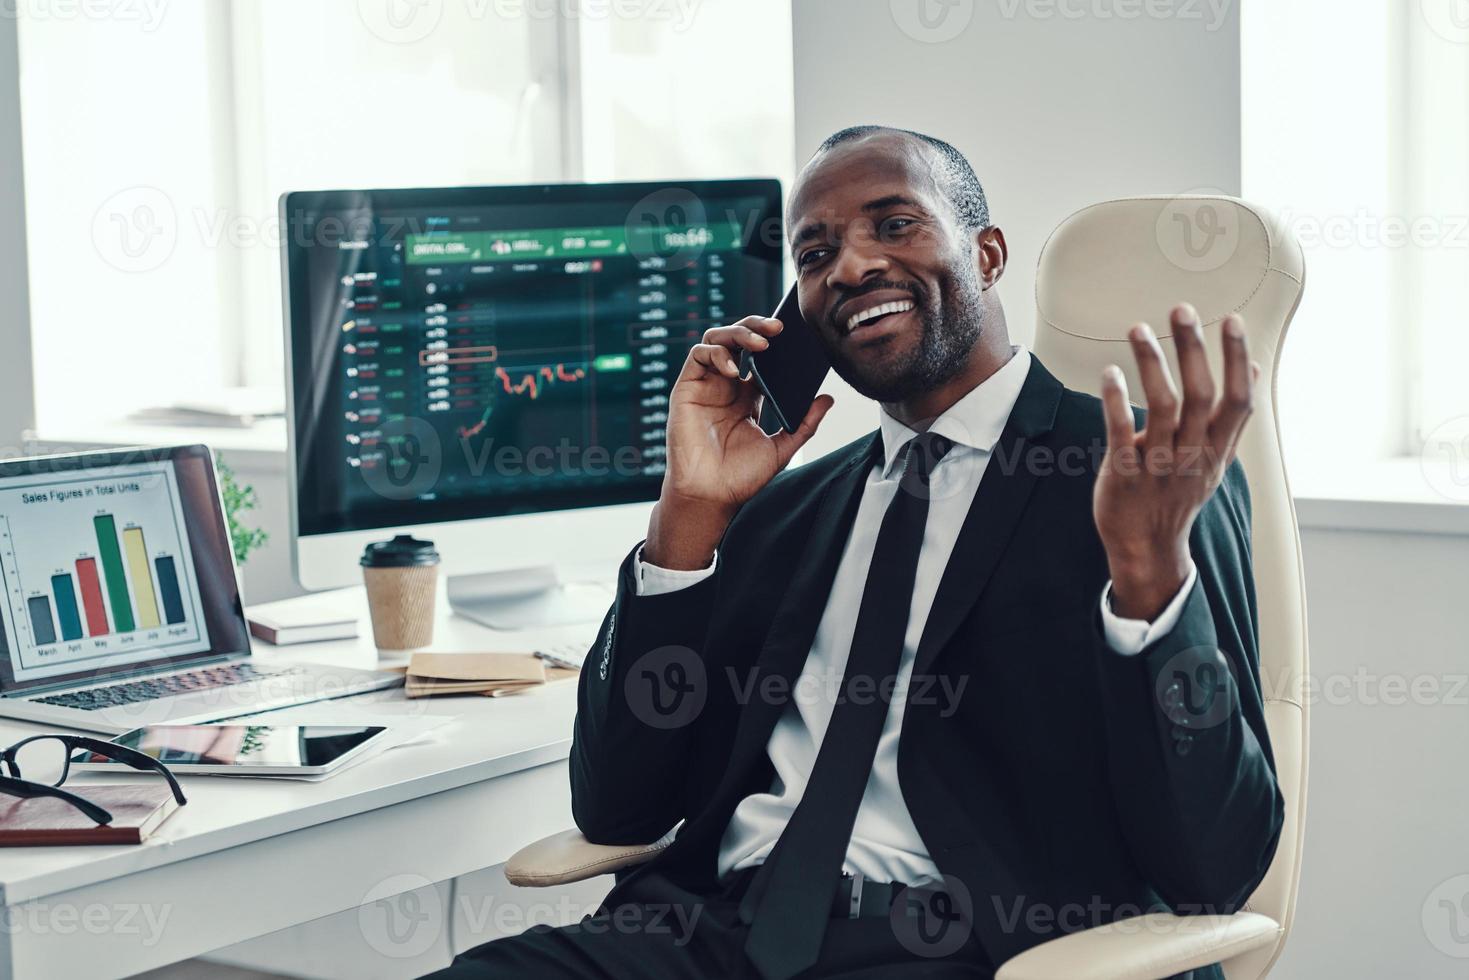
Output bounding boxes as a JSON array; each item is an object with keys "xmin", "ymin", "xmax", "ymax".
[{"xmin": 360, "ymin": 535, "xmax": 439, "ymax": 650}]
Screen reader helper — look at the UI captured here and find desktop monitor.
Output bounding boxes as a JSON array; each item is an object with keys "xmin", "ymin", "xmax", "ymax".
[{"xmin": 281, "ymin": 179, "xmax": 785, "ymax": 626}]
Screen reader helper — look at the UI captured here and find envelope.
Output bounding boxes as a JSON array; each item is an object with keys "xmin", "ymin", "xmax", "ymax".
[{"xmin": 405, "ymin": 652, "xmax": 547, "ymax": 699}]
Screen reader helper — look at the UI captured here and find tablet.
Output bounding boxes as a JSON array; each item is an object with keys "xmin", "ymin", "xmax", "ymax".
[{"xmin": 71, "ymin": 724, "xmax": 390, "ymax": 776}]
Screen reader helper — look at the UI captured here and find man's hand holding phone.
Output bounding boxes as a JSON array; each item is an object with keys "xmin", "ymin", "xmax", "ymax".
[{"xmin": 643, "ymin": 316, "xmax": 835, "ymax": 571}]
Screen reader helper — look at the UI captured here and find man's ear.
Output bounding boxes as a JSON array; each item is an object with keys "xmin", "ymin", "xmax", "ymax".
[{"xmin": 975, "ymin": 226, "xmax": 1007, "ymax": 290}]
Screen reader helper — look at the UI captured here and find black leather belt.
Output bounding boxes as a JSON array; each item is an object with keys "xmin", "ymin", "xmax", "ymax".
[{"xmin": 830, "ymin": 873, "xmax": 907, "ymax": 919}]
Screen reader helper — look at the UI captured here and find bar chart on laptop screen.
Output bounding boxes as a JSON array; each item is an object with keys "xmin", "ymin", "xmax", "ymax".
[{"xmin": 0, "ymin": 462, "xmax": 209, "ymax": 677}]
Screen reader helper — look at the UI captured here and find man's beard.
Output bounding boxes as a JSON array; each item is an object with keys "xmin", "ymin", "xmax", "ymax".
[{"xmin": 824, "ymin": 263, "xmax": 986, "ymax": 404}]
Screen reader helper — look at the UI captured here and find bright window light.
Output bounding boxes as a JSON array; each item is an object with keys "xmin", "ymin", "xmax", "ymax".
[
  {"xmin": 17, "ymin": 0, "xmax": 794, "ymax": 437},
  {"xmin": 1244, "ymin": 0, "xmax": 1469, "ymax": 483}
]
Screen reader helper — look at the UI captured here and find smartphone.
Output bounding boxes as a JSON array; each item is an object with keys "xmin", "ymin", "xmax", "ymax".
[{"xmin": 738, "ymin": 284, "xmax": 833, "ymax": 435}]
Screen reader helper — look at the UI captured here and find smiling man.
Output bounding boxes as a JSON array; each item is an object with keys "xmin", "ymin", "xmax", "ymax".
[{"xmin": 431, "ymin": 127, "xmax": 1284, "ymax": 979}]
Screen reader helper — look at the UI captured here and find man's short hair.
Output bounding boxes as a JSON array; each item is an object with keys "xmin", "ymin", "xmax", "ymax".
[{"xmin": 815, "ymin": 126, "xmax": 991, "ymax": 232}]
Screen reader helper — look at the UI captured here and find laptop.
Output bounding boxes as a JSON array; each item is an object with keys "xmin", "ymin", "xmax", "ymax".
[{"xmin": 0, "ymin": 444, "xmax": 403, "ymax": 734}]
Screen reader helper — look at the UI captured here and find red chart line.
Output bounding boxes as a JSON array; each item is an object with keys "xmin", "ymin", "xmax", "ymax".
[
  {"xmin": 496, "ymin": 363, "xmax": 588, "ymax": 400},
  {"xmin": 456, "ymin": 362, "xmax": 589, "ymax": 438}
]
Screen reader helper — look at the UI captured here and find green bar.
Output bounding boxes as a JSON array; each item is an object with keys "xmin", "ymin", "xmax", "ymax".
[
  {"xmin": 405, "ymin": 222, "xmax": 744, "ymax": 266},
  {"xmin": 593, "ymin": 354, "xmax": 632, "ymax": 372},
  {"xmin": 93, "ymin": 514, "xmax": 135, "ymax": 633}
]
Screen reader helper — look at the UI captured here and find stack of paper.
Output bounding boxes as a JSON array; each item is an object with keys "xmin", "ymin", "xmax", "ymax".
[
  {"xmin": 405, "ymin": 653, "xmax": 576, "ymax": 699},
  {"xmin": 130, "ymin": 386, "xmax": 286, "ymax": 428}
]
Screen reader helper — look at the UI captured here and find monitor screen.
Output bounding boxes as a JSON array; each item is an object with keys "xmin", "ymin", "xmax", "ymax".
[
  {"xmin": 283, "ymin": 180, "xmax": 785, "ymax": 538},
  {"xmin": 0, "ymin": 446, "xmax": 250, "ymax": 692}
]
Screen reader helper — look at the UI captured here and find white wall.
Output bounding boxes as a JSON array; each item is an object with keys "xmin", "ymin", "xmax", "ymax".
[
  {"xmin": 1277, "ymin": 525, "xmax": 1469, "ymax": 979},
  {"xmin": 0, "ymin": 16, "xmax": 33, "ymax": 449},
  {"xmin": 790, "ymin": 0, "xmax": 1240, "ymax": 454}
]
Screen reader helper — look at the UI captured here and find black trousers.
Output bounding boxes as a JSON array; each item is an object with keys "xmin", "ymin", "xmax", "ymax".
[{"xmin": 425, "ymin": 868, "xmax": 994, "ymax": 979}]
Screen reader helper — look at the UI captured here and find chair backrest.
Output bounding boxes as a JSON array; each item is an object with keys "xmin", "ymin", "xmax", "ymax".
[{"xmin": 1033, "ymin": 196, "xmax": 1308, "ymax": 979}]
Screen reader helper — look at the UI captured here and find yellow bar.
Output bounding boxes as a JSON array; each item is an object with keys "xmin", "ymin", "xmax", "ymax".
[{"xmin": 121, "ymin": 526, "xmax": 161, "ymax": 629}]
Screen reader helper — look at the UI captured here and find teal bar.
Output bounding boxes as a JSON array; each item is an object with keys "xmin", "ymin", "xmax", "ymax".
[{"xmin": 50, "ymin": 573, "xmax": 83, "ymax": 641}]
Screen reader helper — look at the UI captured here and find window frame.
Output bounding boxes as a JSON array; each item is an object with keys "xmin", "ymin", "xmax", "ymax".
[{"xmin": 0, "ymin": 15, "xmax": 35, "ymax": 448}]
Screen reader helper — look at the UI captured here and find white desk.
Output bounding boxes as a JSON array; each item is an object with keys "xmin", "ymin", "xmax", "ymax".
[{"xmin": 0, "ymin": 586, "xmax": 613, "ymax": 980}]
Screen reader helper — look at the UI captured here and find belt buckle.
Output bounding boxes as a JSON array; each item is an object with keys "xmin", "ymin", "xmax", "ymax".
[{"xmin": 847, "ymin": 872, "xmax": 864, "ymax": 919}]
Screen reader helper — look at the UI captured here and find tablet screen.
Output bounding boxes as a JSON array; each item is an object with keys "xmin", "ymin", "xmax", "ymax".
[{"xmin": 83, "ymin": 724, "xmax": 388, "ymax": 770}]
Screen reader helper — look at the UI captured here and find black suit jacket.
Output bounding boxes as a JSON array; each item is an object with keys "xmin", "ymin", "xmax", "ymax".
[{"xmin": 570, "ymin": 358, "xmax": 1285, "ymax": 974}]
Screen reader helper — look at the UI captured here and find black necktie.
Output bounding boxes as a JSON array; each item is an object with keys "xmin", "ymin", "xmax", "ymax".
[{"xmin": 740, "ymin": 431, "xmax": 953, "ymax": 980}]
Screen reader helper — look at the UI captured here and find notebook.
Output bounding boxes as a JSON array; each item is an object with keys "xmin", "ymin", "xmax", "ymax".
[
  {"xmin": 0, "ymin": 783, "xmax": 181, "ymax": 846},
  {"xmin": 247, "ymin": 594, "xmax": 360, "ymax": 645}
]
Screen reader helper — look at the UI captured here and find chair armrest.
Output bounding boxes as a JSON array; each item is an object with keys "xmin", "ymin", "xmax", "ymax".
[
  {"xmin": 995, "ymin": 912, "xmax": 1281, "ymax": 980},
  {"xmin": 504, "ymin": 830, "xmax": 672, "ymax": 887}
]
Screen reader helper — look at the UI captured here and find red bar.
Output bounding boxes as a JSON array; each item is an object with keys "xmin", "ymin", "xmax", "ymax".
[{"xmin": 75, "ymin": 557, "xmax": 110, "ymax": 636}]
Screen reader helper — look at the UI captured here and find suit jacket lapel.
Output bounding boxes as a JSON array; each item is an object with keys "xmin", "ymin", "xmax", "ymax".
[{"xmin": 911, "ymin": 359, "xmax": 1065, "ymax": 680}]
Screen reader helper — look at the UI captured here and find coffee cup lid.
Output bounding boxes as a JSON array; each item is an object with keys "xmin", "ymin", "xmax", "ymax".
[{"xmin": 361, "ymin": 534, "xmax": 440, "ymax": 568}]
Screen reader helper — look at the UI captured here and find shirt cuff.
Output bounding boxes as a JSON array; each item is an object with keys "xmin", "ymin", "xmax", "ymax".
[
  {"xmin": 634, "ymin": 546, "xmax": 718, "ymax": 597},
  {"xmin": 1099, "ymin": 562, "xmax": 1199, "ymax": 655}
]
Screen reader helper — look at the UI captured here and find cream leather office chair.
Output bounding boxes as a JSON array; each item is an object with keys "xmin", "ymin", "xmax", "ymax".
[{"xmin": 505, "ymin": 195, "xmax": 1310, "ymax": 980}]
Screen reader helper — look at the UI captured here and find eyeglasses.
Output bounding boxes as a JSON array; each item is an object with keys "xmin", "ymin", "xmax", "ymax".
[{"xmin": 0, "ymin": 734, "xmax": 188, "ymax": 826}]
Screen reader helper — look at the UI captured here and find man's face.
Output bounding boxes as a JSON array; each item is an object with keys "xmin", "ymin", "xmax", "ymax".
[{"xmin": 787, "ymin": 134, "xmax": 990, "ymax": 404}]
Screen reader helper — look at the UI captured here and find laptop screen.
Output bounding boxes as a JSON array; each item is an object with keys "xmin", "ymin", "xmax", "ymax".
[{"xmin": 0, "ymin": 445, "xmax": 250, "ymax": 693}]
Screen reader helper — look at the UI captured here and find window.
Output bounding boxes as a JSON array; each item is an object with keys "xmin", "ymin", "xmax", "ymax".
[
  {"xmin": 1243, "ymin": 1, "xmax": 1469, "ymax": 483},
  {"xmin": 575, "ymin": 0, "xmax": 795, "ymax": 186},
  {"xmin": 18, "ymin": 3, "xmax": 247, "ymax": 433},
  {"xmin": 1403, "ymin": 3, "xmax": 1469, "ymax": 448},
  {"xmin": 228, "ymin": 1, "xmax": 564, "ymax": 397},
  {"xmin": 15, "ymin": 0, "xmax": 794, "ymax": 435}
]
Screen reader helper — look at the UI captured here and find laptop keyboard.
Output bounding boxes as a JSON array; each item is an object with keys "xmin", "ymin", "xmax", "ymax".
[{"xmin": 32, "ymin": 663, "xmax": 304, "ymax": 711}]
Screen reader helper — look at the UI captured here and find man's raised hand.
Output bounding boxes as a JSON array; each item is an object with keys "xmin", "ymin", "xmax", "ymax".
[{"xmin": 1093, "ymin": 303, "xmax": 1260, "ymax": 620}]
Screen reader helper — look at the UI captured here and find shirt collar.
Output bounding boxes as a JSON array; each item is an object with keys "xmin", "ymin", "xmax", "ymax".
[{"xmin": 877, "ymin": 347, "xmax": 1032, "ymax": 478}]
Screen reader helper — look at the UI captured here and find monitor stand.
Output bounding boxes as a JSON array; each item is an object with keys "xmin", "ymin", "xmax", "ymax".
[{"xmin": 446, "ymin": 565, "xmax": 614, "ymax": 631}]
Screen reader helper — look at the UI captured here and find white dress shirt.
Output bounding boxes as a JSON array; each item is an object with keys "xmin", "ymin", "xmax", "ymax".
[{"xmin": 635, "ymin": 348, "xmax": 1196, "ymax": 885}]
